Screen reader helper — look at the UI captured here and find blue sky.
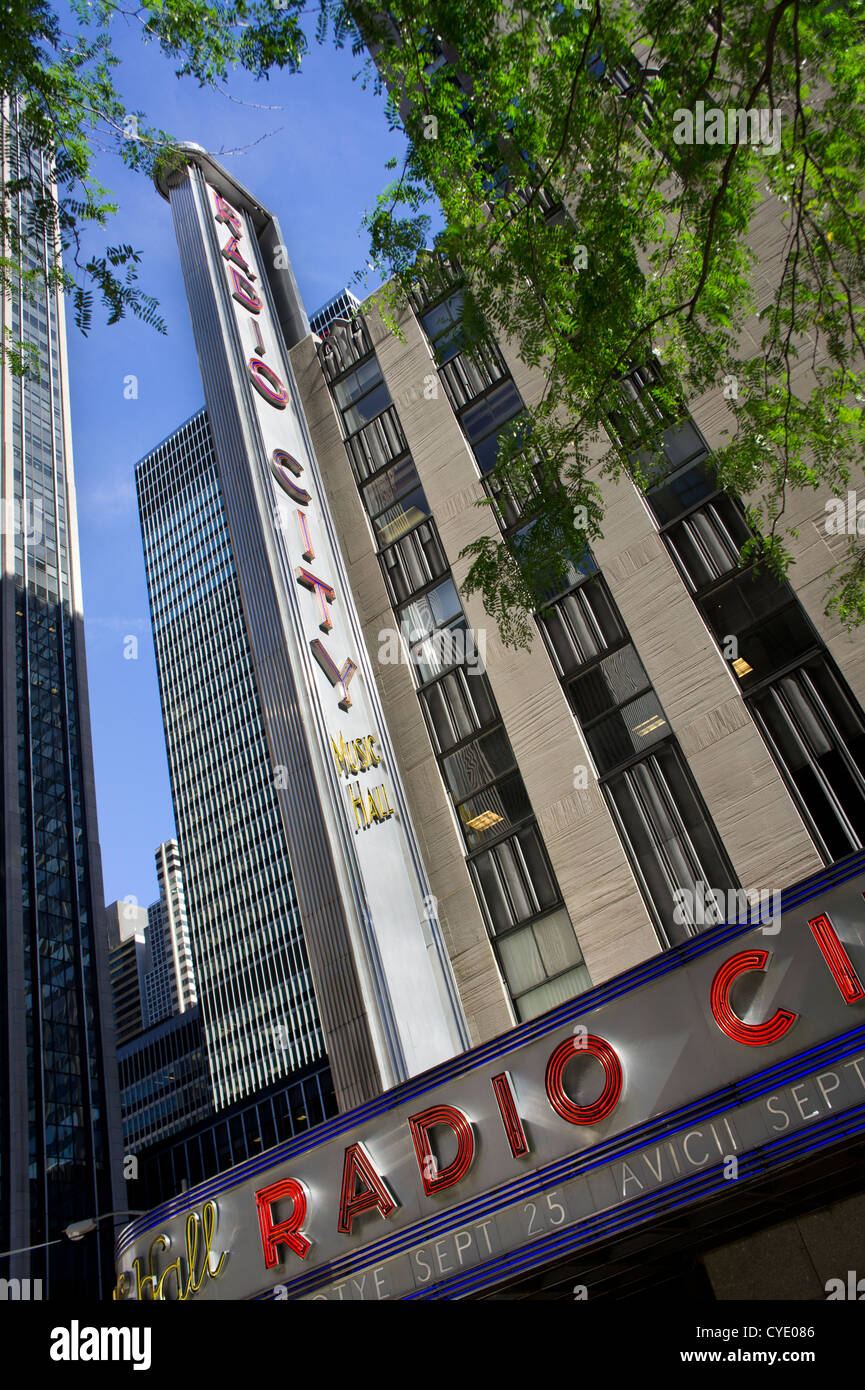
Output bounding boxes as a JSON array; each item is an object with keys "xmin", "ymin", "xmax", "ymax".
[{"xmin": 62, "ymin": 6, "xmax": 411, "ymax": 909}]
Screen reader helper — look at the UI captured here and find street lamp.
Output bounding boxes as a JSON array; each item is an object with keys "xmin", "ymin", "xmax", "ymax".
[
  {"xmin": 0, "ymin": 1211, "xmax": 146, "ymax": 1259},
  {"xmin": 64, "ymin": 1211, "xmax": 147, "ymax": 1242}
]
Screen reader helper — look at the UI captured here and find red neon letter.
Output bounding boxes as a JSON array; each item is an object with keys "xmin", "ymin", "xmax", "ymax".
[
  {"xmin": 297, "ymin": 511, "xmax": 315, "ymax": 561},
  {"xmin": 271, "ymin": 449, "xmax": 310, "ymax": 506},
  {"xmin": 491, "ymin": 1072, "xmax": 529, "ymax": 1157},
  {"xmin": 810, "ymin": 914, "xmax": 865, "ymax": 1004},
  {"xmin": 310, "ymin": 639, "xmax": 357, "ymax": 710},
  {"xmin": 545, "ymin": 1035, "xmax": 622, "ymax": 1126},
  {"xmin": 296, "ymin": 568, "xmax": 336, "ymax": 632},
  {"xmin": 255, "ymin": 1178, "xmax": 310, "ymax": 1266},
  {"xmin": 213, "ymin": 191, "xmax": 243, "ymax": 238},
  {"xmin": 230, "ymin": 267, "xmax": 262, "ymax": 314},
  {"xmin": 221, "ymin": 235, "xmax": 255, "ymax": 279},
  {"xmin": 710, "ymin": 950, "xmax": 797, "ymax": 1046},
  {"xmin": 409, "ymin": 1105, "xmax": 475, "ymax": 1195},
  {"xmin": 249, "ymin": 358, "xmax": 288, "ymax": 408},
  {"xmin": 337, "ymin": 1143, "xmax": 396, "ymax": 1234}
]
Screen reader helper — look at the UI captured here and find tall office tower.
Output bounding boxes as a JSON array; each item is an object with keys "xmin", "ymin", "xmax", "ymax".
[
  {"xmin": 106, "ymin": 901, "xmax": 150, "ymax": 1045},
  {"xmin": 0, "ymin": 100, "xmax": 124, "ymax": 1299},
  {"xmin": 149, "ymin": 148, "xmax": 469, "ymax": 1111},
  {"xmin": 136, "ymin": 410, "xmax": 330, "ymax": 1110},
  {"xmin": 117, "ymin": 1006, "xmax": 212, "ymax": 1154},
  {"xmin": 145, "ymin": 839, "xmax": 197, "ymax": 1025},
  {"xmin": 308, "ymin": 288, "xmax": 361, "ymax": 337}
]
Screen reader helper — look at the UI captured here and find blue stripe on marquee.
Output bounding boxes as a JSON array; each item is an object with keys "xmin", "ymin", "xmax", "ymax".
[
  {"xmin": 401, "ymin": 1099, "xmax": 865, "ymax": 1300},
  {"xmin": 246, "ymin": 1028, "xmax": 865, "ymax": 1300},
  {"xmin": 116, "ymin": 849, "xmax": 865, "ymax": 1259}
]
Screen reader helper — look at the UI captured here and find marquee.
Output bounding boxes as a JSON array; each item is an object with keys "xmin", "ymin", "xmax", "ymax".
[{"xmin": 114, "ymin": 854, "xmax": 865, "ymax": 1300}]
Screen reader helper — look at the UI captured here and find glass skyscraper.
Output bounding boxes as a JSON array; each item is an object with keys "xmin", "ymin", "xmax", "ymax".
[
  {"xmin": 1, "ymin": 99, "xmax": 124, "ymax": 1299},
  {"xmin": 136, "ymin": 408, "xmax": 329, "ymax": 1109}
]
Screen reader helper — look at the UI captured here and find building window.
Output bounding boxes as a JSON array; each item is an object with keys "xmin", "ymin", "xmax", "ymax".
[
  {"xmin": 418, "ymin": 665, "xmax": 498, "ymax": 754},
  {"xmin": 621, "ymin": 364, "xmax": 865, "ymax": 867},
  {"xmin": 460, "ymin": 379, "xmax": 525, "ymax": 473},
  {"xmin": 420, "ymin": 290, "xmax": 466, "ymax": 364},
  {"xmin": 361, "ymin": 456, "xmax": 431, "ymax": 545},
  {"xmin": 468, "ymin": 830, "xmax": 590, "ymax": 1019},
  {"xmin": 381, "ymin": 522, "xmax": 449, "ymax": 606},
  {"xmin": 605, "ymin": 747, "xmax": 740, "ymax": 948},
  {"xmin": 332, "ymin": 358, "xmax": 391, "ymax": 436},
  {"xmin": 539, "ymin": 570, "xmax": 738, "ymax": 944},
  {"xmin": 397, "ymin": 577, "xmax": 473, "ymax": 684},
  {"xmin": 750, "ymin": 658, "xmax": 865, "ymax": 862}
]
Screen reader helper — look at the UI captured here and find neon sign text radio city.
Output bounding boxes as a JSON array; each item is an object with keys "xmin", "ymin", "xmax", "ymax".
[
  {"xmin": 113, "ymin": 910, "xmax": 863, "ymax": 1297},
  {"xmin": 212, "ymin": 188, "xmax": 358, "ymax": 712}
]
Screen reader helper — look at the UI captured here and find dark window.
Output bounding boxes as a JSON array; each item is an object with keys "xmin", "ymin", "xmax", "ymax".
[
  {"xmin": 460, "ymin": 380, "xmax": 525, "ymax": 473},
  {"xmin": 361, "ymin": 456, "xmax": 431, "ymax": 544},
  {"xmin": 332, "ymin": 357, "xmax": 383, "ymax": 411},
  {"xmin": 332, "ymin": 357, "xmax": 392, "ymax": 436},
  {"xmin": 645, "ymin": 456, "xmax": 717, "ymax": 526},
  {"xmin": 699, "ymin": 573, "xmax": 817, "ymax": 689},
  {"xmin": 605, "ymin": 746, "xmax": 739, "ymax": 947},
  {"xmin": 303, "ymin": 1079, "xmax": 324, "ymax": 1128},
  {"xmin": 750, "ymin": 658, "xmax": 865, "ymax": 862},
  {"xmin": 421, "ymin": 291, "xmax": 466, "ymax": 363},
  {"xmin": 341, "ymin": 381, "xmax": 391, "ymax": 436},
  {"xmin": 456, "ymin": 772, "xmax": 533, "ymax": 850},
  {"xmin": 381, "ymin": 522, "xmax": 449, "ymax": 605},
  {"xmin": 664, "ymin": 495, "xmax": 751, "ymax": 591},
  {"xmin": 419, "ymin": 667, "xmax": 498, "ymax": 753},
  {"xmin": 442, "ymin": 726, "xmax": 516, "ymax": 801},
  {"xmin": 469, "ymin": 825, "xmax": 559, "ymax": 934},
  {"xmin": 539, "ymin": 574, "xmax": 625, "ymax": 676}
]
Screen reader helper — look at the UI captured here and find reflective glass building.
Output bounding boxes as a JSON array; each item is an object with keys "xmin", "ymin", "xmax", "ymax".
[
  {"xmin": 135, "ymin": 409, "xmax": 330, "ymax": 1110},
  {"xmin": 0, "ymin": 101, "xmax": 124, "ymax": 1299}
]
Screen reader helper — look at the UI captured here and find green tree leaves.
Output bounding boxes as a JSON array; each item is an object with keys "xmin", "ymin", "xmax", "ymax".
[{"xmin": 319, "ymin": 0, "xmax": 865, "ymax": 635}]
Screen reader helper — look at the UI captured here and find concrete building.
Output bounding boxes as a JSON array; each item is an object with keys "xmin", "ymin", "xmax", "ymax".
[
  {"xmin": 291, "ymin": 257, "xmax": 865, "ymax": 1032},
  {"xmin": 106, "ymin": 901, "xmax": 150, "ymax": 1046},
  {"xmin": 144, "ymin": 840, "xmax": 197, "ymax": 1026},
  {"xmin": 113, "ymin": 131, "xmax": 865, "ymax": 1300}
]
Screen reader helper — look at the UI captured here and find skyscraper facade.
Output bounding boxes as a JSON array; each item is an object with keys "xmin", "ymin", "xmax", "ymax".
[
  {"xmin": 136, "ymin": 409, "xmax": 331, "ymax": 1110},
  {"xmin": 118, "ymin": 1006, "xmax": 212, "ymax": 1154},
  {"xmin": 0, "ymin": 99, "xmax": 124, "ymax": 1299},
  {"xmin": 106, "ymin": 901, "xmax": 149, "ymax": 1046},
  {"xmin": 144, "ymin": 839, "xmax": 197, "ymax": 1025}
]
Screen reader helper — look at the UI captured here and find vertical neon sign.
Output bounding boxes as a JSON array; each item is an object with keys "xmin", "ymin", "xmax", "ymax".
[{"xmin": 212, "ymin": 188, "xmax": 357, "ymax": 709}]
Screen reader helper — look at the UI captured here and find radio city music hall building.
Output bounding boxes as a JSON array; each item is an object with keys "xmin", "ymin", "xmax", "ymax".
[{"xmin": 116, "ymin": 147, "xmax": 865, "ymax": 1300}]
